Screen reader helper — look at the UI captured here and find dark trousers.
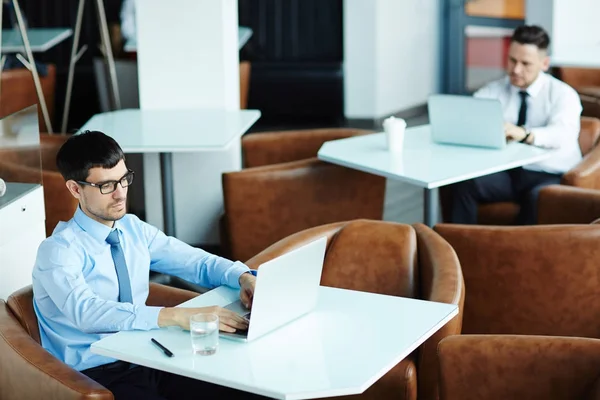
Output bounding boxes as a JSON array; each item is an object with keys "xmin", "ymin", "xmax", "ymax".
[
  {"xmin": 449, "ymin": 167, "xmax": 562, "ymax": 225},
  {"xmin": 82, "ymin": 361, "xmax": 268, "ymax": 400}
]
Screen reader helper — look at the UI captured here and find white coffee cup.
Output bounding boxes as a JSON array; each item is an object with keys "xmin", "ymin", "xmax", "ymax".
[{"xmin": 383, "ymin": 116, "xmax": 407, "ymax": 153}]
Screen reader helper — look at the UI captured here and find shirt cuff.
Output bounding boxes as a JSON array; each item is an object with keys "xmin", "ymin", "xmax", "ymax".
[
  {"xmin": 133, "ymin": 305, "xmax": 163, "ymax": 330},
  {"xmin": 226, "ymin": 261, "xmax": 251, "ymax": 289}
]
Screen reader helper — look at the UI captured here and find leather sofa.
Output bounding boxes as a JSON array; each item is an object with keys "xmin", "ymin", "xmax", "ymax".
[
  {"xmin": 0, "ymin": 134, "xmax": 78, "ymax": 236},
  {"xmin": 438, "ymin": 335, "xmax": 600, "ymax": 400},
  {"xmin": 0, "ymin": 283, "xmax": 198, "ymax": 399},
  {"xmin": 245, "ymin": 219, "xmax": 465, "ymax": 400},
  {"xmin": 441, "ymin": 116, "xmax": 600, "ymax": 224},
  {"xmin": 221, "ymin": 128, "xmax": 383, "ymax": 261},
  {"xmin": 434, "ymin": 223, "xmax": 600, "ymax": 338}
]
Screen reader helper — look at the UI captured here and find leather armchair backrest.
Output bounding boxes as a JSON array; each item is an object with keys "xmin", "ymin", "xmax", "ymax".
[
  {"xmin": 558, "ymin": 67, "xmax": 600, "ymax": 89},
  {"xmin": 435, "ymin": 224, "xmax": 600, "ymax": 338},
  {"xmin": 7, "ymin": 286, "xmax": 40, "ymax": 344},
  {"xmin": 579, "ymin": 117, "xmax": 600, "ymax": 156},
  {"xmin": 241, "ymin": 128, "xmax": 372, "ymax": 168},
  {"xmin": 223, "ymin": 159, "xmax": 385, "ymax": 262},
  {"xmin": 438, "ymin": 335, "xmax": 600, "ymax": 400},
  {"xmin": 322, "ymin": 220, "xmax": 419, "ymax": 298}
]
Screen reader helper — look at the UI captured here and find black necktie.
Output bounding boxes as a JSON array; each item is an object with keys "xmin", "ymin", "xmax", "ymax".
[
  {"xmin": 517, "ymin": 90, "xmax": 528, "ymax": 126},
  {"xmin": 106, "ymin": 230, "xmax": 133, "ymax": 303}
]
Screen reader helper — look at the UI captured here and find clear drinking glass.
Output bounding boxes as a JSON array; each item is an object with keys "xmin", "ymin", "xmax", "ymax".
[{"xmin": 190, "ymin": 313, "xmax": 219, "ymax": 355}]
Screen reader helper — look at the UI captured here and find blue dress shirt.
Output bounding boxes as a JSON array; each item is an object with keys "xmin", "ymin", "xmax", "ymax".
[{"xmin": 32, "ymin": 207, "xmax": 249, "ymax": 371}]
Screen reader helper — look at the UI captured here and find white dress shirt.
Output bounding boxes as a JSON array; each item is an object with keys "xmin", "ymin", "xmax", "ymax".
[
  {"xmin": 474, "ymin": 72, "xmax": 583, "ymax": 174},
  {"xmin": 120, "ymin": 0, "xmax": 136, "ymax": 42}
]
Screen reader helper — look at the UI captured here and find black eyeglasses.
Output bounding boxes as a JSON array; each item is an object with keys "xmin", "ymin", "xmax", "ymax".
[{"xmin": 77, "ymin": 170, "xmax": 135, "ymax": 195}]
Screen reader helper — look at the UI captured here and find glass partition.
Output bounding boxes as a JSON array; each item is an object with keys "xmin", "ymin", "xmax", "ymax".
[{"xmin": 0, "ymin": 105, "xmax": 42, "ymax": 207}]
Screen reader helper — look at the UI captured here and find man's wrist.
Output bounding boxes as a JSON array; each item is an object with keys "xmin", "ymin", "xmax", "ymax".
[
  {"xmin": 238, "ymin": 270, "xmax": 257, "ymax": 285},
  {"xmin": 519, "ymin": 126, "xmax": 531, "ymax": 143}
]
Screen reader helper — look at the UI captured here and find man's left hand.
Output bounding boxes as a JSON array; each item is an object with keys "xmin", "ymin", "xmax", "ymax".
[
  {"xmin": 238, "ymin": 272, "xmax": 256, "ymax": 310},
  {"xmin": 504, "ymin": 122, "xmax": 528, "ymax": 142}
]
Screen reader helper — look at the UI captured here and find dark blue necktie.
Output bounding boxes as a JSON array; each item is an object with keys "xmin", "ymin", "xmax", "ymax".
[
  {"xmin": 106, "ymin": 230, "xmax": 133, "ymax": 303},
  {"xmin": 517, "ymin": 90, "xmax": 528, "ymax": 126}
]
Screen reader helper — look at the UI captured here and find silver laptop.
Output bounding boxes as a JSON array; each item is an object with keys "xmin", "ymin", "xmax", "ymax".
[
  {"xmin": 221, "ymin": 236, "xmax": 327, "ymax": 342},
  {"xmin": 428, "ymin": 94, "xmax": 506, "ymax": 149}
]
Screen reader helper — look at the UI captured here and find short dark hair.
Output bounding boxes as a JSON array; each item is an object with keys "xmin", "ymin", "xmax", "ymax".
[
  {"xmin": 511, "ymin": 25, "xmax": 550, "ymax": 51},
  {"xmin": 56, "ymin": 131, "xmax": 125, "ymax": 182}
]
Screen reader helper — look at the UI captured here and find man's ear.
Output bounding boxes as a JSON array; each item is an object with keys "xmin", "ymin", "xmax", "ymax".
[
  {"xmin": 541, "ymin": 55, "xmax": 551, "ymax": 72},
  {"xmin": 65, "ymin": 180, "xmax": 82, "ymax": 199}
]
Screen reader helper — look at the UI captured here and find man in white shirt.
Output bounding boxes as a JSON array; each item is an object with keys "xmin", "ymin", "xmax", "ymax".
[{"xmin": 450, "ymin": 25, "xmax": 582, "ymax": 225}]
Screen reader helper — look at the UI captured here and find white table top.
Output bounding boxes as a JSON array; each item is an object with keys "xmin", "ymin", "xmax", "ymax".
[
  {"xmin": 1, "ymin": 28, "xmax": 73, "ymax": 53},
  {"xmin": 124, "ymin": 26, "xmax": 253, "ymax": 53},
  {"xmin": 78, "ymin": 109, "xmax": 261, "ymax": 153},
  {"xmin": 91, "ymin": 285, "xmax": 457, "ymax": 400},
  {"xmin": 318, "ymin": 125, "xmax": 555, "ymax": 189}
]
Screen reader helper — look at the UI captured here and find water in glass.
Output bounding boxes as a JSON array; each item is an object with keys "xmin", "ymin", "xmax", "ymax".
[{"xmin": 190, "ymin": 314, "xmax": 219, "ymax": 355}]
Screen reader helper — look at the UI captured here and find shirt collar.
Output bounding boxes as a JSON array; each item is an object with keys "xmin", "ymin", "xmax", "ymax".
[
  {"xmin": 508, "ymin": 72, "xmax": 547, "ymax": 98},
  {"xmin": 73, "ymin": 206, "xmax": 122, "ymax": 243}
]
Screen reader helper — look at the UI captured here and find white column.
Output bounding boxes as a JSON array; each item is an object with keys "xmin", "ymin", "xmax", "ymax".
[
  {"xmin": 344, "ymin": 0, "xmax": 441, "ymax": 224},
  {"xmin": 343, "ymin": 0, "xmax": 440, "ymax": 119},
  {"xmin": 136, "ymin": 0, "xmax": 240, "ymax": 244}
]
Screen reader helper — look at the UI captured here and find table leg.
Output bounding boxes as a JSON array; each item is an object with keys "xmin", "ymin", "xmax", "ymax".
[
  {"xmin": 423, "ymin": 187, "xmax": 439, "ymax": 227},
  {"xmin": 61, "ymin": 0, "xmax": 87, "ymax": 133},
  {"xmin": 12, "ymin": 0, "xmax": 53, "ymax": 133},
  {"xmin": 160, "ymin": 153, "xmax": 176, "ymax": 237}
]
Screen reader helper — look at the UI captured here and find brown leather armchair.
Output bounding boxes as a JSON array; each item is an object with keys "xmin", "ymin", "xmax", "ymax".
[
  {"xmin": 241, "ymin": 128, "xmax": 372, "ymax": 168},
  {"xmin": 443, "ymin": 116, "xmax": 600, "ymax": 225},
  {"xmin": 1, "ymin": 65, "xmax": 56, "ymax": 133},
  {"xmin": 0, "ymin": 134, "xmax": 78, "ymax": 236},
  {"xmin": 538, "ymin": 185, "xmax": 600, "ymax": 224},
  {"xmin": 558, "ymin": 67, "xmax": 600, "ymax": 118},
  {"xmin": 222, "ymin": 159, "xmax": 385, "ymax": 262},
  {"xmin": 245, "ymin": 220, "xmax": 465, "ymax": 400},
  {"xmin": 438, "ymin": 335, "xmax": 600, "ymax": 400},
  {"xmin": 221, "ymin": 128, "xmax": 382, "ymax": 261},
  {"xmin": 434, "ymin": 224, "xmax": 600, "ymax": 338},
  {"xmin": 0, "ymin": 283, "xmax": 198, "ymax": 400}
]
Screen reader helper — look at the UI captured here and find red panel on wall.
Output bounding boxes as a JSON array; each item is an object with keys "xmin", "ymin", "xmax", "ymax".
[{"xmin": 466, "ymin": 37, "xmax": 511, "ymax": 68}]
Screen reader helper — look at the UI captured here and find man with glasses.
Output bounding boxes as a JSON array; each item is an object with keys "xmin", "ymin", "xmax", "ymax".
[{"xmin": 32, "ymin": 131, "xmax": 263, "ymax": 399}]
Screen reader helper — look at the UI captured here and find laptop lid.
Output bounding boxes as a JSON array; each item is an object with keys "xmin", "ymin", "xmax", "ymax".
[
  {"xmin": 428, "ymin": 94, "xmax": 506, "ymax": 149},
  {"xmin": 223, "ymin": 236, "xmax": 327, "ymax": 342}
]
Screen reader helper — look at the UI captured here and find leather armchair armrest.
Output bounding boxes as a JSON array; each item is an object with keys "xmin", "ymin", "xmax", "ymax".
[
  {"xmin": 538, "ymin": 185, "xmax": 600, "ymax": 224},
  {"xmin": 146, "ymin": 282, "xmax": 198, "ymax": 308},
  {"xmin": 562, "ymin": 142, "xmax": 600, "ymax": 189},
  {"xmin": 0, "ymin": 303, "xmax": 112, "ymax": 400},
  {"xmin": 244, "ymin": 222, "xmax": 344, "ymax": 268},
  {"xmin": 412, "ymin": 223, "xmax": 464, "ymax": 400}
]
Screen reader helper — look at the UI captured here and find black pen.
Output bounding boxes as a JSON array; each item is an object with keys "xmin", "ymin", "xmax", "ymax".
[{"xmin": 151, "ymin": 338, "xmax": 174, "ymax": 357}]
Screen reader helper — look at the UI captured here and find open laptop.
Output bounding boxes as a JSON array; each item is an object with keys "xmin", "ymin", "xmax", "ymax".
[
  {"xmin": 221, "ymin": 236, "xmax": 327, "ymax": 342},
  {"xmin": 428, "ymin": 94, "xmax": 506, "ymax": 149}
]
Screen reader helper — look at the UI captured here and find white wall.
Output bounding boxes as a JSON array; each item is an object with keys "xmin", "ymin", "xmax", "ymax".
[
  {"xmin": 344, "ymin": 0, "xmax": 440, "ymax": 119},
  {"xmin": 527, "ymin": 0, "xmax": 600, "ymax": 65}
]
